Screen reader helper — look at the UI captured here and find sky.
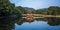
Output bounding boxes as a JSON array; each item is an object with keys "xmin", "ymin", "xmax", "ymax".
[{"xmin": 10, "ymin": 0, "xmax": 60, "ymax": 9}]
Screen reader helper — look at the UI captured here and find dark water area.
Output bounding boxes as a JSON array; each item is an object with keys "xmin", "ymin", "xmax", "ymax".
[
  {"xmin": 0, "ymin": 17, "xmax": 60, "ymax": 30},
  {"xmin": 15, "ymin": 17, "xmax": 60, "ymax": 30}
]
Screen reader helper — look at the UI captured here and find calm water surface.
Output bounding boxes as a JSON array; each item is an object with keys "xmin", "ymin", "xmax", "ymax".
[{"xmin": 15, "ymin": 18, "xmax": 60, "ymax": 30}]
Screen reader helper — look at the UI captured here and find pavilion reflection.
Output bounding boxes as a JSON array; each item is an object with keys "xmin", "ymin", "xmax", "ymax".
[{"xmin": 17, "ymin": 17, "xmax": 60, "ymax": 26}]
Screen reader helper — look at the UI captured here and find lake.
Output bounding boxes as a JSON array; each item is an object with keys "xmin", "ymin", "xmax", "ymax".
[{"xmin": 15, "ymin": 17, "xmax": 60, "ymax": 30}]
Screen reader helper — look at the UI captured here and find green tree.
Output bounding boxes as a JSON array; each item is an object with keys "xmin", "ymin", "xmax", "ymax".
[
  {"xmin": 48, "ymin": 6, "xmax": 60, "ymax": 15},
  {"xmin": 16, "ymin": 6, "xmax": 25, "ymax": 14},
  {"xmin": 0, "ymin": 0, "xmax": 22, "ymax": 30}
]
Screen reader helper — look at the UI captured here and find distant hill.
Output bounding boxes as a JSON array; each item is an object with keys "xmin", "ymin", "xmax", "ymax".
[
  {"xmin": 23, "ymin": 7, "xmax": 48, "ymax": 10},
  {"xmin": 37, "ymin": 8, "xmax": 48, "ymax": 10},
  {"xmin": 23, "ymin": 7, "xmax": 35, "ymax": 10}
]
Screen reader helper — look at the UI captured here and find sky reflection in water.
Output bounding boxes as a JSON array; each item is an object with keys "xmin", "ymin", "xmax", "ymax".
[{"xmin": 15, "ymin": 20, "xmax": 60, "ymax": 30}]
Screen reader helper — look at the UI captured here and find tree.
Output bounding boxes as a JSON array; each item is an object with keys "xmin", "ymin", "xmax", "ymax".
[
  {"xmin": 48, "ymin": 6, "xmax": 60, "ymax": 15},
  {"xmin": 16, "ymin": 6, "xmax": 25, "ymax": 14},
  {"xmin": 0, "ymin": 0, "xmax": 22, "ymax": 30}
]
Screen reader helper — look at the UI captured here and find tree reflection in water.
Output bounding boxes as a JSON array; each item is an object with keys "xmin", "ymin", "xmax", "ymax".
[
  {"xmin": 0, "ymin": 16, "xmax": 22, "ymax": 30},
  {"xmin": 47, "ymin": 17, "xmax": 60, "ymax": 26},
  {"xmin": 16, "ymin": 17, "xmax": 60, "ymax": 26},
  {"xmin": 1, "ymin": 17, "xmax": 60, "ymax": 30}
]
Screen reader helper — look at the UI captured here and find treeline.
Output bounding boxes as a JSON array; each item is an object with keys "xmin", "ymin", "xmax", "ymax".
[
  {"xmin": 0, "ymin": 0, "xmax": 25, "ymax": 16},
  {"xmin": 34, "ymin": 6, "xmax": 60, "ymax": 15},
  {"xmin": 17, "ymin": 5, "xmax": 60, "ymax": 15},
  {"xmin": 0, "ymin": 0, "xmax": 24, "ymax": 30}
]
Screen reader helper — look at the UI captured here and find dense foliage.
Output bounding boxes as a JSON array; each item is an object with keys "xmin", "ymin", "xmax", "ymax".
[
  {"xmin": 0, "ymin": 0, "xmax": 22, "ymax": 30},
  {"xmin": 48, "ymin": 6, "xmax": 60, "ymax": 15},
  {"xmin": 34, "ymin": 6, "xmax": 60, "ymax": 15},
  {"xmin": 16, "ymin": 6, "xmax": 25, "ymax": 14}
]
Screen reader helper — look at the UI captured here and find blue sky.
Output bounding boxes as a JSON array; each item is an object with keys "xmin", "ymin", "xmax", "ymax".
[{"xmin": 10, "ymin": 0, "xmax": 60, "ymax": 9}]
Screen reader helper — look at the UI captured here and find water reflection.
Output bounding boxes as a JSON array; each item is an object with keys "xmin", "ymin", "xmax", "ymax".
[
  {"xmin": 0, "ymin": 16, "xmax": 21, "ymax": 30},
  {"xmin": 16, "ymin": 17, "xmax": 60, "ymax": 26},
  {"xmin": 15, "ymin": 17, "xmax": 60, "ymax": 30},
  {"xmin": 0, "ymin": 17, "xmax": 15, "ymax": 30},
  {"xmin": 47, "ymin": 17, "xmax": 60, "ymax": 26},
  {"xmin": 0, "ymin": 17, "xmax": 60, "ymax": 30}
]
